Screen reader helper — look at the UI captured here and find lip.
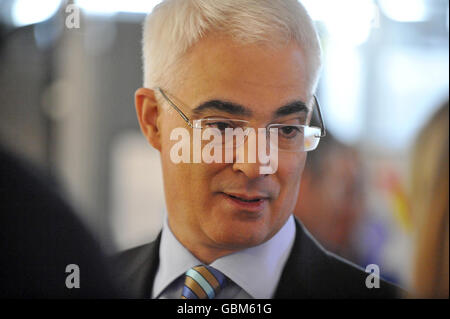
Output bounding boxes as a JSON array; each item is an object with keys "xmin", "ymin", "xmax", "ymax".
[{"xmin": 221, "ymin": 192, "xmax": 269, "ymax": 213}]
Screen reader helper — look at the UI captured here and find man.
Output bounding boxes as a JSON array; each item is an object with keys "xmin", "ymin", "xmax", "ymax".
[{"xmin": 114, "ymin": 0, "xmax": 400, "ymax": 298}]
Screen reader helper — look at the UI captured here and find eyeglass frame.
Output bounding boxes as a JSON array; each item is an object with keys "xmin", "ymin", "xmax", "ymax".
[{"xmin": 156, "ymin": 87, "xmax": 327, "ymax": 139}]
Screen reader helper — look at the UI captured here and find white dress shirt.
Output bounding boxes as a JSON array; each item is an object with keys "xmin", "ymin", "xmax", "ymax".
[{"xmin": 152, "ymin": 214, "xmax": 296, "ymax": 299}]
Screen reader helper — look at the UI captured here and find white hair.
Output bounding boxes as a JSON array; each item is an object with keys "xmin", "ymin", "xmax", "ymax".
[{"xmin": 142, "ymin": 0, "xmax": 322, "ymax": 95}]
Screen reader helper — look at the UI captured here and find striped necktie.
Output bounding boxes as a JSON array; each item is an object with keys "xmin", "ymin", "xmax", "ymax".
[{"xmin": 181, "ymin": 265, "xmax": 226, "ymax": 299}]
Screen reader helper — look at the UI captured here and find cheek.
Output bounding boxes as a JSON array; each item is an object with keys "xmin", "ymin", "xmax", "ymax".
[
  {"xmin": 191, "ymin": 164, "xmax": 227, "ymax": 195},
  {"xmin": 278, "ymin": 152, "xmax": 306, "ymax": 186},
  {"xmin": 161, "ymin": 146, "xmax": 227, "ymax": 198},
  {"xmin": 275, "ymin": 153, "xmax": 306, "ymax": 207}
]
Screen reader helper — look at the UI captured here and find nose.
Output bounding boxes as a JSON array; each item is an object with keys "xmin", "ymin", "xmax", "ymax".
[
  {"xmin": 232, "ymin": 161, "xmax": 266, "ymax": 179},
  {"xmin": 231, "ymin": 129, "xmax": 273, "ymax": 178}
]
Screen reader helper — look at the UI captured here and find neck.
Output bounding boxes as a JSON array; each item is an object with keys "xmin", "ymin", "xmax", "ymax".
[{"xmin": 167, "ymin": 218, "xmax": 243, "ymax": 264}]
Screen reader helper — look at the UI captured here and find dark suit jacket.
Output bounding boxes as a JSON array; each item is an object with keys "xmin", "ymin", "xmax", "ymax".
[{"xmin": 113, "ymin": 218, "xmax": 401, "ymax": 298}]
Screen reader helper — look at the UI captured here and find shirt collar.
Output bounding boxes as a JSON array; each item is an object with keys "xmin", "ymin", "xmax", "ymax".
[
  {"xmin": 152, "ymin": 214, "xmax": 296, "ymax": 299},
  {"xmin": 152, "ymin": 217, "xmax": 201, "ymax": 298}
]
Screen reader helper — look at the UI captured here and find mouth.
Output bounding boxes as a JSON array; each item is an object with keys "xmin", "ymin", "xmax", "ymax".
[
  {"xmin": 221, "ymin": 192, "xmax": 269, "ymax": 212},
  {"xmin": 226, "ymin": 193, "xmax": 266, "ymax": 202}
]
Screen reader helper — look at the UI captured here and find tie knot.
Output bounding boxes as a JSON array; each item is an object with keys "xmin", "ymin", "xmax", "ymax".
[{"xmin": 181, "ymin": 265, "xmax": 226, "ymax": 299}]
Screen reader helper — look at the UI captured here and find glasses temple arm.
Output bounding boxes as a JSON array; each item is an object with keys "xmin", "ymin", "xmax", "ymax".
[
  {"xmin": 157, "ymin": 87, "xmax": 193, "ymax": 128},
  {"xmin": 313, "ymin": 95, "xmax": 327, "ymax": 138}
]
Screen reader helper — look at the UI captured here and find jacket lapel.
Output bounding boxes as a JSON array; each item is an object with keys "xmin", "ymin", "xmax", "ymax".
[
  {"xmin": 274, "ymin": 218, "xmax": 328, "ymax": 298},
  {"xmin": 140, "ymin": 232, "xmax": 161, "ymax": 298},
  {"xmin": 117, "ymin": 232, "xmax": 161, "ymax": 298}
]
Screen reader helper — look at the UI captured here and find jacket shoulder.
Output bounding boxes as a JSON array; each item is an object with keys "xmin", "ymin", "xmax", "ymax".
[
  {"xmin": 275, "ymin": 219, "xmax": 402, "ymax": 299},
  {"xmin": 114, "ymin": 242, "xmax": 154, "ymax": 271},
  {"xmin": 321, "ymin": 249, "xmax": 401, "ymax": 298}
]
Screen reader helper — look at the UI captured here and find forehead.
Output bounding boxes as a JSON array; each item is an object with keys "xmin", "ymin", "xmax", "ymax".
[{"xmin": 175, "ymin": 35, "xmax": 309, "ymax": 117}]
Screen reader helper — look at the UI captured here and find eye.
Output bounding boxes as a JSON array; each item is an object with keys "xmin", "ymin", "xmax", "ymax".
[
  {"xmin": 279, "ymin": 126, "xmax": 301, "ymax": 138},
  {"xmin": 205, "ymin": 121, "xmax": 235, "ymax": 132}
]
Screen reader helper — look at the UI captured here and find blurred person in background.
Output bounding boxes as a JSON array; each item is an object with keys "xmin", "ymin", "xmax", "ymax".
[
  {"xmin": 409, "ymin": 101, "xmax": 449, "ymax": 299},
  {"xmin": 0, "ymin": 21, "xmax": 119, "ymax": 298},
  {"xmin": 0, "ymin": 145, "xmax": 120, "ymax": 298},
  {"xmin": 294, "ymin": 134, "xmax": 363, "ymax": 263}
]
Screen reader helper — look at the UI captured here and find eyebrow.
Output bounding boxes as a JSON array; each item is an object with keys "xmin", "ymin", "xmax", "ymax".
[
  {"xmin": 274, "ymin": 101, "xmax": 308, "ymax": 118},
  {"xmin": 192, "ymin": 99, "xmax": 308, "ymax": 118},
  {"xmin": 193, "ymin": 100, "xmax": 252, "ymax": 117}
]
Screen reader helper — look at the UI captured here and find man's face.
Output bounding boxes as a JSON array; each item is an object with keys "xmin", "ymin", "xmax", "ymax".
[{"xmin": 158, "ymin": 35, "xmax": 309, "ymax": 257}]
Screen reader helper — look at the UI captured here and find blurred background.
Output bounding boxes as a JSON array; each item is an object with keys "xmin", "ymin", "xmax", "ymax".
[{"xmin": 0, "ymin": 0, "xmax": 448, "ymax": 291}]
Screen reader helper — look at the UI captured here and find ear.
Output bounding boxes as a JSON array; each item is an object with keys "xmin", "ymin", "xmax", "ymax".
[{"xmin": 135, "ymin": 88, "xmax": 162, "ymax": 151}]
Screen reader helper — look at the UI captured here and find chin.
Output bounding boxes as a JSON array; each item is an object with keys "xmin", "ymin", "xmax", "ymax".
[{"xmin": 204, "ymin": 219, "xmax": 272, "ymax": 250}]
